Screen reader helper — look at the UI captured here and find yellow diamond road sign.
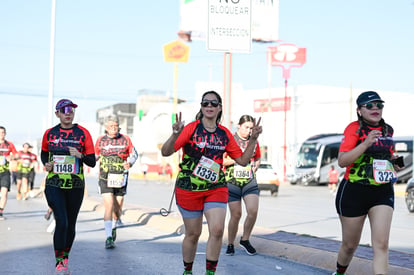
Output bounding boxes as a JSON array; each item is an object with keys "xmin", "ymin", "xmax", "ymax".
[{"xmin": 163, "ymin": 40, "xmax": 190, "ymax": 63}]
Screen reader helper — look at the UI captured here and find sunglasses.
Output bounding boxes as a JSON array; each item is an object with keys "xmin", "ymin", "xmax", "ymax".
[
  {"xmin": 201, "ymin": 100, "xmax": 220, "ymax": 107},
  {"xmin": 360, "ymin": 102, "xmax": 384, "ymax": 110},
  {"xmin": 59, "ymin": 106, "xmax": 75, "ymax": 114}
]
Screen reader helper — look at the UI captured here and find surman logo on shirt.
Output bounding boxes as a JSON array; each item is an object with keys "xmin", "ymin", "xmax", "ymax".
[
  {"xmin": 51, "ymin": 138, "xmax": 81, "ymax": 145},
  {"xmin": 51, "ymin": 138, "xmax": 61, "ymax": 144},
  {"xmin": 103, "ymin": 144, "xmax": 126, "ymax": 150},
  {"xmin": 197, "ymin": 142, "xmax": 206, "ymax": 149}
]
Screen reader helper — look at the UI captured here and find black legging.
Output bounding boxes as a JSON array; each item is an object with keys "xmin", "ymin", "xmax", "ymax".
[{"xmin": 45, "ymin": 185, "xmax": 84, "ymax": 251}]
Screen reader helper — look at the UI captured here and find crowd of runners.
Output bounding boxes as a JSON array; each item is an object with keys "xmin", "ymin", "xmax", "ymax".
[{"xmin": 0, "ymin": 91, "xmax": 406, "ymax": 275}]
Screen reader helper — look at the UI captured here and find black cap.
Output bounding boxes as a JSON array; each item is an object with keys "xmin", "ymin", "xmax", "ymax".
[{"xmin": 356, "ymin": 91, "xmax": 384, "ymax": 106}]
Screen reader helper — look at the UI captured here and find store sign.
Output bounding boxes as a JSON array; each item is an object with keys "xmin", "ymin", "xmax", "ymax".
[
  {"xmin": 254, "ymin": 97, "xmax": 291, "ymax": 113},
  {"xmin": 163, "ymin": 40, "xmax": 190, "ymax": 63}
]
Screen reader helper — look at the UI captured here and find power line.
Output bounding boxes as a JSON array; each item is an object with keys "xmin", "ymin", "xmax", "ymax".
[{"xmin": 0, "ymin": 90, "xmax": 135, "ymax": 102}]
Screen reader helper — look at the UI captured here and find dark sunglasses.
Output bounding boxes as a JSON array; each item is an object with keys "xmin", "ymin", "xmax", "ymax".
[
  {"xmin": 360, "ymin": 102, "xmax": 384, "ymax": 110},
  {"xmin": 59, "ymin": 106, "xmax": 75, "ymax": 114},
  {"xmin": 201, "ymin": 100, "xmax": 220, "ymax": 107}
]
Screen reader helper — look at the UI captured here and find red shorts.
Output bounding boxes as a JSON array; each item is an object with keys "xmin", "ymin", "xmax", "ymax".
[{"xmin": 175, "ymin": 186, "xmax": 228, "ymax": 211}]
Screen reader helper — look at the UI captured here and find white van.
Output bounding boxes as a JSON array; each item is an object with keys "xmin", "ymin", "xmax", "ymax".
[{"xmin": 287, "ymin": 134, "xmax": 413, "ymax": 185}]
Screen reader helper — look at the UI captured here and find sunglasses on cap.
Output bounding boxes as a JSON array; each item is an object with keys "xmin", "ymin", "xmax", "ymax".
[
  {"xmin": 360, "ymin": 102, "xmax": 384, "ymax": 110},
  {"xmin": 200, "ymin": 100, "xmax": 220, "ymax": 107},
  {"xmin": 59, "ymin": 106, "xmax": 75, "ymax": 114}
]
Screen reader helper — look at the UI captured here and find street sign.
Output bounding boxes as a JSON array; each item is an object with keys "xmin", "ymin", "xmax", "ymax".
[
  {"xmin": 179, "ymin": 0, "xmax": 278, "ymax": 42},
  {"xmin": 207, "ymin": 0, "xmax": 252, "ymax": 52},
  {"xmin": 268, "ymin": 44, "xmax": 306, "ymax": 66},
  {"xmin": 163, "ymin": 40, "xmax": 190, "ymax": 63}
]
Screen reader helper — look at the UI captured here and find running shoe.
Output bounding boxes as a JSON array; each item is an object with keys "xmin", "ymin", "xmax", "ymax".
[
  {"xmin": 0, "ymin": 214, "xmax": 4, "ymax": 220},
  {"xmin": 239, "ymin": 239, "xmax": 257, "ymax": 255},
  {"xmin": 205, "ymin": 270, "xmax": 215, "ymax": 275},
  {"xmin": 63, "ymin": 258, "xmax": 70, "ymax": 275},
  {"xmin": 225, "ymin": 244, "xmax": 234, "ymax": 256},
  {"xmin": 112, "ymin": 227, "xmax": 117, "ymax": 242},
  {"xmin": 182, "ymin": 271, "xmax": 192, "ymax": 275},
  {"xmin": 105, "ymin": 237, "xmax": 115, "ymax": 249},
  {"xmin": 55, "ymin": 261, "xmax": 68, "ymax": 274}
]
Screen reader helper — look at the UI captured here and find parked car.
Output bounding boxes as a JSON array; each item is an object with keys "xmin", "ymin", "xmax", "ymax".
[
  {"xmin": 256, "ymin": 163, "xmax": 279, "ymax": 196},
  {"xmin": 405, "ymin": 178, "xmax": 414, "ymax": 212}
]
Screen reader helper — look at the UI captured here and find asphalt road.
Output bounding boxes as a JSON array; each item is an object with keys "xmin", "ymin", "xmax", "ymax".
[
  {"xmin": 85, "ymin": 175, "xmax": 414, "ymax": 254},
  {"xmin": 0, "ymin": 176, "xmax": 334, "ymax": 275}
]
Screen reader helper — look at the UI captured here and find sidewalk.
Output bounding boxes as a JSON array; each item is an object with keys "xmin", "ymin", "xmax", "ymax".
[{"xmin": 81, "ymin": 185, "xmax": 414, "ymax": 275}]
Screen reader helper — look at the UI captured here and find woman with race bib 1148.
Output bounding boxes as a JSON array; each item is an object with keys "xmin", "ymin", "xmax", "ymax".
[{"xmin": 41, "ymin": 99, "xmax": 96, "ymax": 274}]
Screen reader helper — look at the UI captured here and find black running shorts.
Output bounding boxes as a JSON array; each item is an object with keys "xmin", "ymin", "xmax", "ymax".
[{"xmin": 335, "ymin": 179, "xmax": 394, "ymax": 217}]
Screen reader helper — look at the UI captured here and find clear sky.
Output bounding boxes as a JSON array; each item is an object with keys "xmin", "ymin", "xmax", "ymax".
[{"xmin": 1, "ymin": 0, "xmax": 413, "ymax": 145}]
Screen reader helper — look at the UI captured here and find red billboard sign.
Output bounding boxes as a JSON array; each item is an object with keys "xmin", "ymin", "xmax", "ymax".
[{"xmin": 254, "ymin": 97, "xmax": 291, "ymax": 113}]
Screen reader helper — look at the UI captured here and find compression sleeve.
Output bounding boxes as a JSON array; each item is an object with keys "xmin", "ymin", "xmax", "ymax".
[
  {"xmin": 82, "ymin": 153, "xmax": 96, "ymax": 168},
  {"xmin": 41, "ymin": 150, "xmax": 49, "ymax": 165},
  {"xmin": 128, "ymin": 147, "xmax": 139, "ymax": 166}
]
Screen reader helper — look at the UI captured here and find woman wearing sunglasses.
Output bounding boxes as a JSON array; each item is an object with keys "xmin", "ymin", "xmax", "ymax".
[
  {"xmin": 333, "ymin": 91, "xmax": 404, "ymax": 275},
  {"xmin": 161, "ymin": 91, "xmax": 262, "ymax": 275},
  {"xmin": 41, "ymin": 99, "xmax": 96, "ymax": 274}
]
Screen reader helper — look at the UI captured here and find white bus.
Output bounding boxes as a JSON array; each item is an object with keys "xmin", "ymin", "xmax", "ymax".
[{"xmin": 287, "ymin": 134, "xmax": 413, "ymax": 185}]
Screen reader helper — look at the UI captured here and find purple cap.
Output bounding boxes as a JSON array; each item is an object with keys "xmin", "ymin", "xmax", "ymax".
[{"xmin": 55, "ymin": 99, "xmax": 78, "ymax": 110}]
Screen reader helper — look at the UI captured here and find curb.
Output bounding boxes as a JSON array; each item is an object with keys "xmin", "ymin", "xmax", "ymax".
[{"xmin": 81, "ymin": 195, "xmax": 414, "ymax": 275}]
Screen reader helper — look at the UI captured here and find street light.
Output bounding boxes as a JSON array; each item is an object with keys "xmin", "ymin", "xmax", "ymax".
[{"xmin": 47, "ymin": 0, "xmax": 57, "ymax": 127}]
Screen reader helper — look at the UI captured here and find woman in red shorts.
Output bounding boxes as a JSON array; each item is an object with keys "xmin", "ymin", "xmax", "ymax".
[{"xmin": 161, "ymin": 91, "xmax": 262, "ymax": 275}]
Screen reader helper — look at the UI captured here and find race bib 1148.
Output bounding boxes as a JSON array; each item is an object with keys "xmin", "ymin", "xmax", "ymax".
[{"xmin": 53, "ymin": 155, "xmax": 79, "ymax": 174}]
